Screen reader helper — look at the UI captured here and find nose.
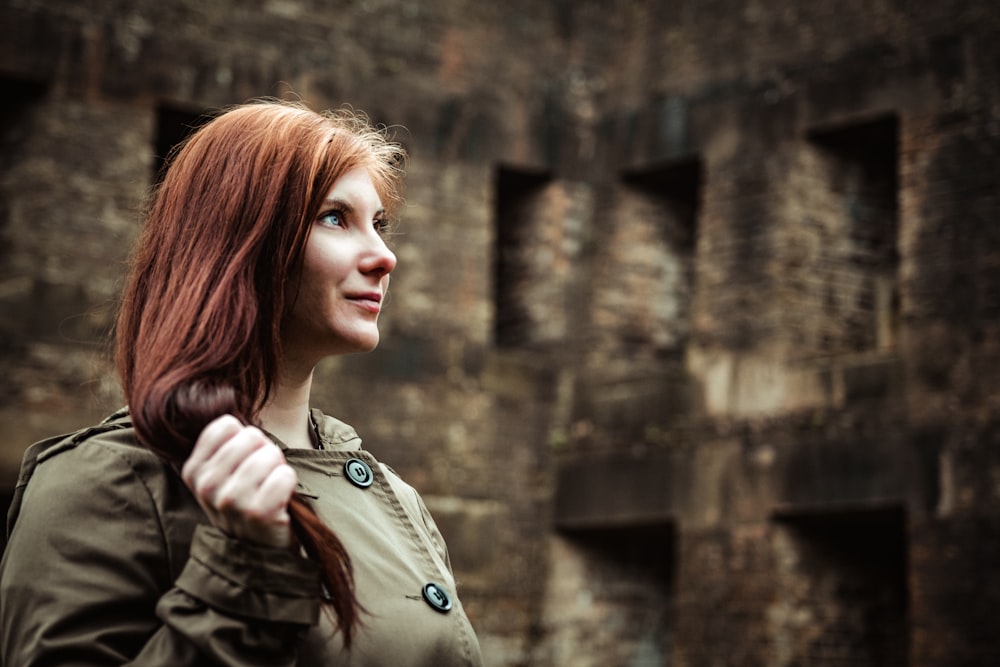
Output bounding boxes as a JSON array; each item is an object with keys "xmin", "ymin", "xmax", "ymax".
[{"xmin": 360, "ymin": 234, "xmax": 397, "ymax": 277}]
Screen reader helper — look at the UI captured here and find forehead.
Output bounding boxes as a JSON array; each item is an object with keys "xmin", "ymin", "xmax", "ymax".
[{"xmin": 324, "ymin": 166, "xmax": 383, "ymax": 209}]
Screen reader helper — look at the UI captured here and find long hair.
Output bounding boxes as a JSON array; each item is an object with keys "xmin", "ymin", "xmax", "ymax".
[{"xmin": 115, "ymin": 100, "xmax": 405, "ymax": 645}]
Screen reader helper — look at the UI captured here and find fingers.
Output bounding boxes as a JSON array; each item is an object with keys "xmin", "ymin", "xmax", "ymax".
[
  {"xmin": 180, "ymin": 416, "xmax": 298, "ymax": 548},
  {"xmin": 215, "ymin": 443, "xmax": 295, "ymax": 517},
  {"xmin": 181, "ymin": 414, "xmax": 244, "ymax": 486},
  {"xmin": 224, "ymin": 461, "xmax": 297, "ymax": 548},
  {"xmin": 253, "ymin": 464, "xmax": 298, "ymax": 520}
]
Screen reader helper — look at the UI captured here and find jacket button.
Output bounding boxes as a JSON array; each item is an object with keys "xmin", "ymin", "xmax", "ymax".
[
  {"xmin": 422, "ymin": 582, "xmax": 453, "ymax": 614},
  {"xmin": 344, "ymin": 458, "xmax": 374, "ymax": 488}
]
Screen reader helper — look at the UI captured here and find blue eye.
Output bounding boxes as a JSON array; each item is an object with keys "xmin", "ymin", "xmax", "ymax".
[{"xmin": 318, "ymin": 209, "xmax": 343, "ymax": 227}]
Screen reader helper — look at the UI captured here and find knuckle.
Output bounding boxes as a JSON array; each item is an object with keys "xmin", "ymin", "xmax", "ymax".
[
  {"xmin": 189, "ymin": 471, "xmax": 218, "ymax": 495},
  {"xmin": 193, "ymin": 474, "xmax": 218, "ymax": 499},
  {"xmin": 266, "ymin": 445, "xmax": 288, "ymax": 467},
  {"xmin": 252, "ymin": 443, "xmax": 284, "ymax": 469},
  {"xmin": 214, "ymin": 488, "xmax": 238, "ymax": 512},
  {"xmin": 200, "ymin": 415, "xmax": 239, "ymax": 444},
  {"xmin": 242, "ymin": 426, "xmax": 269, "ymax": 446},
  {"xmin": 277, "ymin": 464, "xmax": 297, "ymax": 485},
  {"xmin": 214, "ymin": 414, "xmax": 242, "ymax": 432}
]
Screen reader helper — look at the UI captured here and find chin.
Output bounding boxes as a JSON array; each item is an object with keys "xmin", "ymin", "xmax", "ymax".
[
  {"xmin": 336, "ymin": 333, "xmax": 381, "ymax": 356},
  {"xmin": 355, "ymin": 340, "xmax": 380, "ymax": 354}
]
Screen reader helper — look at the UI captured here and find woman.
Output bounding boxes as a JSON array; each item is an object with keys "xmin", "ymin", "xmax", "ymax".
[{"xmin": 0, "ymin": 101, "xmax": 483, "ymax": 666}]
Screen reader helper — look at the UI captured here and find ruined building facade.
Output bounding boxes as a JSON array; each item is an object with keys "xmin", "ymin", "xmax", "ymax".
[{"xmin": 1, "ymin": 0, "xmax": 999, "ymax": 665}]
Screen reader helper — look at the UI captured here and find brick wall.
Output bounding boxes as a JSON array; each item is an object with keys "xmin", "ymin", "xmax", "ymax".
[{"xmin": 1, "ymin": 0, "xmax": 999, "ymax": 665}]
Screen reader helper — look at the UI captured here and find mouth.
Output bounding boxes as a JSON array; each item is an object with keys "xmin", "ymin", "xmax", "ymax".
[{"xmin": 347, "ymin": 292, "xmax": 383, "ymax": 313}]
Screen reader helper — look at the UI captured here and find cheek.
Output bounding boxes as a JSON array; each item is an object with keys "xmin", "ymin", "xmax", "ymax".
[
  {"xmin": 298, "ymin": 254, "xmax": 329, "ymax": 295},
  {"xmin": 295, "ymin": 257, "xmax": 349, "ymax": 315},
  {"xmin": 302, "ymin": 241, "xmax": 348, "ymax": 283}
]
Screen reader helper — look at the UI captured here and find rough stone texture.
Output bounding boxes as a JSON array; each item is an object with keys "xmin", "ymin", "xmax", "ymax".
[
  {"xmin": 1, "ymin": 0, "xmax": 999, "ymax": 665},
  {"xmin": 538, "ymin": 528, "xmax": 674, "ymax": 667}
]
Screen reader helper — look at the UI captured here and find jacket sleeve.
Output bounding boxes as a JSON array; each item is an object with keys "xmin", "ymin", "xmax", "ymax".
[{"xmin": 0, "ymin": 439, "xmax": 321, "ymax": 666}]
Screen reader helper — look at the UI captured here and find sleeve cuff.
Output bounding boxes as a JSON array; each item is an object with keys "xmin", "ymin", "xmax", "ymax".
[{"xmin": 175, "ymin": 525, "xmax": 322, "ymax": 625}]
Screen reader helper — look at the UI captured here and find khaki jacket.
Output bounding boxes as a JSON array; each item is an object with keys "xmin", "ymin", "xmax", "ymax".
[{"xmin": 0, "ymin": 409, "xmax": 483, "ymax": 666}]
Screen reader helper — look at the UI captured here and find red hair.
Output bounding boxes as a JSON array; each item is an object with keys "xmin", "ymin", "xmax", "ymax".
[{"xmin": 115, "ymin": 100, "xmax": 405, "ymax": 645}]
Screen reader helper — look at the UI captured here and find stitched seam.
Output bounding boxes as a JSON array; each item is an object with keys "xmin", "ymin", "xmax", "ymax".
[
  {"xmin": 366, "ymin": 456, "xmax": 441, "ymax": 577},
  {"xmin": 104, "ymin": 443, "xmax": 174, "ymax": 587}
]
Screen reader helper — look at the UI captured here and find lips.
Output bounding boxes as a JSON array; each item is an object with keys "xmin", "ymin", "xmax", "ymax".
[{"xmin": 347, "ymin": 291, "xmax": 383, "ymax": 313}]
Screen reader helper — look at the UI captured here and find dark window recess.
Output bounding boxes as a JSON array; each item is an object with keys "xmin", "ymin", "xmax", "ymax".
[
  {"xmin": 560, "ymin": 521, "xmax": 676, "ymax": 663},
  {"xmin": 493, "ymin": 166, "xmax": 552, "ymax": 348},
  {"xmin": 560, "ymin": 520, "xmax": 676, "ymax": 582},
  {"xmin": 153, "ymin": 105, "xmax": 211, "ymax": 182},
  {"xmin": 0, "ymin": 77, "xmax": 48, "ymax": 319},
  {"xmin": 621, "ymin": 156, "xmax": 701, "ymax": 251},
  {"xmin": 0, "ymin": 78, "xmax": 47, "ymax": 173},
  {"xmin": 808, "ymin": 115, "xmax": 900, "ymax": 352},
  {"xmin": 773, "ymin": 506, "xmax": 909, "ymax": 667}
]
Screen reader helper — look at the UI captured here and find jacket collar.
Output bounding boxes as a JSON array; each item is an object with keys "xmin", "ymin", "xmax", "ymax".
[{"xmin": 308, "ymin": 408, "xmax": 363, "ymax": 451}]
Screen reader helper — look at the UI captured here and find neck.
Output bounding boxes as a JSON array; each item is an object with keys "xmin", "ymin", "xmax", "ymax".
[{"xmin": 260, "ymin": 366, "xmax": 315, "ymax": 449}]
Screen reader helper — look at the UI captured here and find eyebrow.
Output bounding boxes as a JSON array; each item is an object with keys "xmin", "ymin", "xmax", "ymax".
[{"xmin": 323, "ymin": 197, "xmax": 386, "ymax": 217}]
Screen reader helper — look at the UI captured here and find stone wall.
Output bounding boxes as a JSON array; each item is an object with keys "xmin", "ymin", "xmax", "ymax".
[{"xmin": 1, "ymin": 0, "xmax": 999, "ymax": 665}]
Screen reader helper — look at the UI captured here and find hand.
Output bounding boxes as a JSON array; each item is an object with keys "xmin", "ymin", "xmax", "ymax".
[{"xmin": 181, "ymin": 415, "xmax": 298, "ymax": 549}]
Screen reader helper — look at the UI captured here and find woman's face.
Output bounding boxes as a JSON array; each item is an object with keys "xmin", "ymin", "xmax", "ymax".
[{"xmin": 282, "ymin": 165, "xmax": 397, "ymax": 370}]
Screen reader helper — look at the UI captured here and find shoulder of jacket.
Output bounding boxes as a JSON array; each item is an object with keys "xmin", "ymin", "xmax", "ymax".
[
  {"xmin": 7, "ymin": 409, "xmax": 163, "ymax": 535},
  {"xmin": 30, "ymin": 409, "xmax": 137, "ymax": 464}
]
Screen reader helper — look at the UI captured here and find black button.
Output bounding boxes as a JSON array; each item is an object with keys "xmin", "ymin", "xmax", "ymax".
[
  {"xmin": 422, "ymin": 582, "xmax": 453, "ymax": 614},
  {"xmin": 344, "ymin": 458, "xmax": 374, "ymax": 488}
]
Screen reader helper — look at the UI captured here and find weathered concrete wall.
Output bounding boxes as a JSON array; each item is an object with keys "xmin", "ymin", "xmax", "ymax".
[
  {"xmin": 541, "ymin": 0, "xmax": 1000, "ymax": 665},
  {"xmin": 2, "ymin": 0, "xmax": 999, "ymax": 665}
]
